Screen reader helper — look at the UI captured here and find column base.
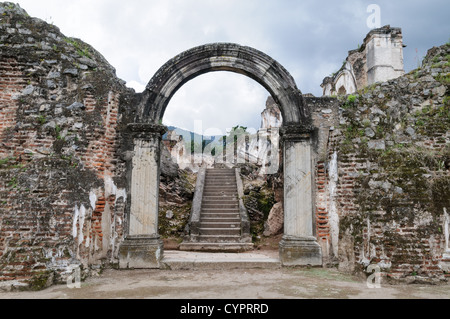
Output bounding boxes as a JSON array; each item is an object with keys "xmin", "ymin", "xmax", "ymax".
[
  {"xmin": 119, "ymin": 236, "xmax": 164, "ymax": 269},
  {"xmin": 279, "ymin": 235, "xmax": 323, "ymax": 267}
]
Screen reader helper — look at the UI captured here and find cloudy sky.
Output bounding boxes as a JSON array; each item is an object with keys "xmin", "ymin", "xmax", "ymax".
[{"xmin": 13, "ymin": 0, "xmax": 450, "ymax": 135}]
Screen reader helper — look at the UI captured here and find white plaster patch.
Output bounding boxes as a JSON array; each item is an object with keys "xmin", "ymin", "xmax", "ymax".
[
  {"xmin": 78, "ymin": 205, "xmax": 86, "ymax": 246},
  {"xmin": 444, "ymin": 208, "xmax": 449, "ymax": 253},
  {"xmin": 73, "ymin": 205, "xmax": 79, "ymax": 238},
  {"xmin": 72, "ymin": 204, "xmax": 88, "ymax": 246},
  {"xmin": 329, "ymin": 152, "xmax": 340, "ymax": 258},
  {"xmin": 104, "ymin": 176, "xmax": 126, "ymax": 204},
  {"xmin": 89, "ymin": 191, "xmax": 97, "ymax": 210},
  {"xmin": 413, "ymin": 210, "xmax": 433, "ymax": 227}
]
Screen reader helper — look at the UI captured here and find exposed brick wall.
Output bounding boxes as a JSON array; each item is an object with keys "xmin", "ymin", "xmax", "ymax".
[
  {"xmin": 79, "ymin": 91, "xmax": 121, "ymax": 178},
  {"xmin": 0, "ymin": 4, "xmax": 134, "ymax": 288},
  {"xmin": 315, "ymin": 161, "xmax": 330, "ymax": 245},
  {"xmin": 0, "ymin": 57, "xmax": 27, "ymax": 157}
]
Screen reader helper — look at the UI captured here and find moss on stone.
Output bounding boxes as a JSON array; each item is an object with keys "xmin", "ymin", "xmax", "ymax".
[
  {"xmin": 242, "ymin": 186, "xmax": 275, "ymax": 241},
  {"xmin": 28, "ymin": 270, "xmax": 54, "ymax": 291},
  {"xmin": 158, "ymin": 203, "xmax": 192, "ymax": 239}
]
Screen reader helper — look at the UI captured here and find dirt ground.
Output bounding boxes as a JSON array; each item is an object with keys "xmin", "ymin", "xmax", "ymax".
[
  {"xmin": 1, "ymin": 237, "xmax": 449, "ymax": 301},
  {"xmin": 1, "ymin": 249, "xmax": 449, "ymax": 300},
  {"xmin": 1, "ymin": 267, "xmax": 449, "ymax": 300}
]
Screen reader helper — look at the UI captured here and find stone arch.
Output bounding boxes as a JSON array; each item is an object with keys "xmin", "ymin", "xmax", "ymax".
[
  {"xmin": 119, "ymin": 43, "xmax": 322, "ymax": 269},
  {"xmin": 136, "ymin": 43, "xmax": 310, "ymax": 128}
]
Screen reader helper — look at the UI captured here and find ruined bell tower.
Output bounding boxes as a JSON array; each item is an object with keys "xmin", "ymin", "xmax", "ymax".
[
  {"xmin": 321, "ymin": 25, "xmax": 405, "ymax": 96},
  {"xmin": 365, "ymin": 25, "xmax": 405, "ymax": 85}
]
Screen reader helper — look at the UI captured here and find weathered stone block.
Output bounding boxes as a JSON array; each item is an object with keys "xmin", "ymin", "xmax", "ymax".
[
  {"xmin": 119, "ymin": 236, "xmax": 164, "ymax": 269},
  {"xmin": 279, "ymin": 236, "xmax": 322, "ymax": 266}
]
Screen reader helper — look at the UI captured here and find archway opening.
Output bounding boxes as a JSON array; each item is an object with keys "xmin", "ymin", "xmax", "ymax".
[{"xmin": 158, "ymin": 71, "xmax": 284, "ymax": 251}]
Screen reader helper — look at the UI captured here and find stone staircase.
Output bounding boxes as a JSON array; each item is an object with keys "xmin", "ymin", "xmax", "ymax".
[{"xmin": 180, "ymin": 168, "xmax": 253, "ymax": 252}]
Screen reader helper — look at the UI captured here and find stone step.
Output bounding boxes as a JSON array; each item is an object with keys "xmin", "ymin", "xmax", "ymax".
[
  {"xmin": 202, "ymin": 199, "xmax": 239, "ymax": 204},
  {"xmin": 205, "ymin": 175, "xmax": 236, "ymax": 178},
  {"xmin": 206, "ymin": 173, "xmax": 236, "ymax": 176},
  {"xmin": 203, "ymin": 189, "xmax": 237, "ymax": 193},
  {"xmin": 201, "ymin": 209, "xmax": 239, "ymax": 213},
  {"xmin": 203, "ymin": 196, "xmax": 238, "ymax": 201},
  {"xmin": 204, "ymin": 185, "xmax": 237, "ymax": 189},
  {"xmin": 201, "ymin": 210, "xmax": 240, "ymax": 217},
  {"xmin": 204, "ymin": 182, "xmax": 236, "ymax": 187},
  {"xmin": 202, "ymin": 203, "xmax": 239, "ymax": 209},
  {"xmin": 204, "ymin": 182, "xmax": 236, "ymax": 186},
  {"xmin": 196, "ymin": 234, "xmax": 242, "ymax": 242},
  {"xmin": 205, "ymin": 176, "xmax": 236, "ymax": 179},
  {"xmin": 199, "ymin": 228, "xmax": 241, "ymax": 236},
  {"xmin": 205, "ymin": 175, "xmax": 236, "ymax": 179},
  {"xmin": 202, "ymin": 192, "xmax": 238, "ymax": 197},
  {"xmin": 201, "ymin": 217, "xmax": 241, "ymax": 223},
  {"xmin": 200, "ymin": 222, "xmax": 241, "ymax": 229},
  {"xmin": 202, "ymin": 204, "xmax": 239, "ymax": 208},
  {"xmin": 201, "ymin": 216, "xmax": 241, "ymax": 222},
  {"xmin": 207, "ymin": 169, "xmax": 236, "ymax": 173},
  {"xmin": 203, "ymin": 198, "xmax": 238, "ymax": 201},
  {"xmin": 174, "ymin": 244, "xmax": 257, "ymax": 255},
  {"xmin": 203, "ymin": 190, "xmax": 237, "ymax": 194},
  {"xmin": 202, "ymin": 207, "xmax": 239, "ymax": 212}
]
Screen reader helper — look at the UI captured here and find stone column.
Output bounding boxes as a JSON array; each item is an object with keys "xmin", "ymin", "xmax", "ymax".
[
  {"xmin": 279, "ymin": 126, "xmax": 322, "ymax": 266},
  {"xmin": 119, "ymin": 123, "xmax": 167, "ymax": 269}
]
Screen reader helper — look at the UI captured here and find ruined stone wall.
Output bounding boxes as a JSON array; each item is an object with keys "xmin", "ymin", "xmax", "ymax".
[
  {"xmin": 0, "ymin": 3, "xmax": 136, "ymax": 288},
  {"xmin": 312, "ymin": 43, "xmax": 450, "ymax": 282}
]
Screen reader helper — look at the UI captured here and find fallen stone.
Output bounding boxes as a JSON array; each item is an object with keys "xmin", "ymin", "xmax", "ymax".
[{"xmin": 263, "ymin": 202, "xmax": 283, "ymax": 237}]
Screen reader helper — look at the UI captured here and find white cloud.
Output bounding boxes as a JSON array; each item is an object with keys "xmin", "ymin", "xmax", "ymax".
[
  {"xmin": 166, "ymin": 72, "xmax": 268, "ymax": 135},
  {"xmin": 126, "ymin": 81, "xmax": 146, "ymax": 93}
]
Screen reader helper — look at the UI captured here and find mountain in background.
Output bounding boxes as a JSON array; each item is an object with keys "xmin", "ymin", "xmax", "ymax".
[{"xmin": 163, "ymin": 126, "xmax": 224, "ymax": 148}]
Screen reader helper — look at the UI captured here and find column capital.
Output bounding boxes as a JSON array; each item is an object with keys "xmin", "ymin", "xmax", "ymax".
[
  {"xmin": 127, "ymin": 123, "xmax": 167, "ymax": 139},
  {"xmin": 280, "ymin": 124, "xmax": 313, "ymax": 141}
]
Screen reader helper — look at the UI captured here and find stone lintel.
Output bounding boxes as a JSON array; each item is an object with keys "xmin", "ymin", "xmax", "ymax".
[
  {"xmin": 119, "ymin": 235, "xmax": 164, "ymax": 269},
  {"xmin": 279, "ymin": 235, "xmax": 323, "ymax": 267}
]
